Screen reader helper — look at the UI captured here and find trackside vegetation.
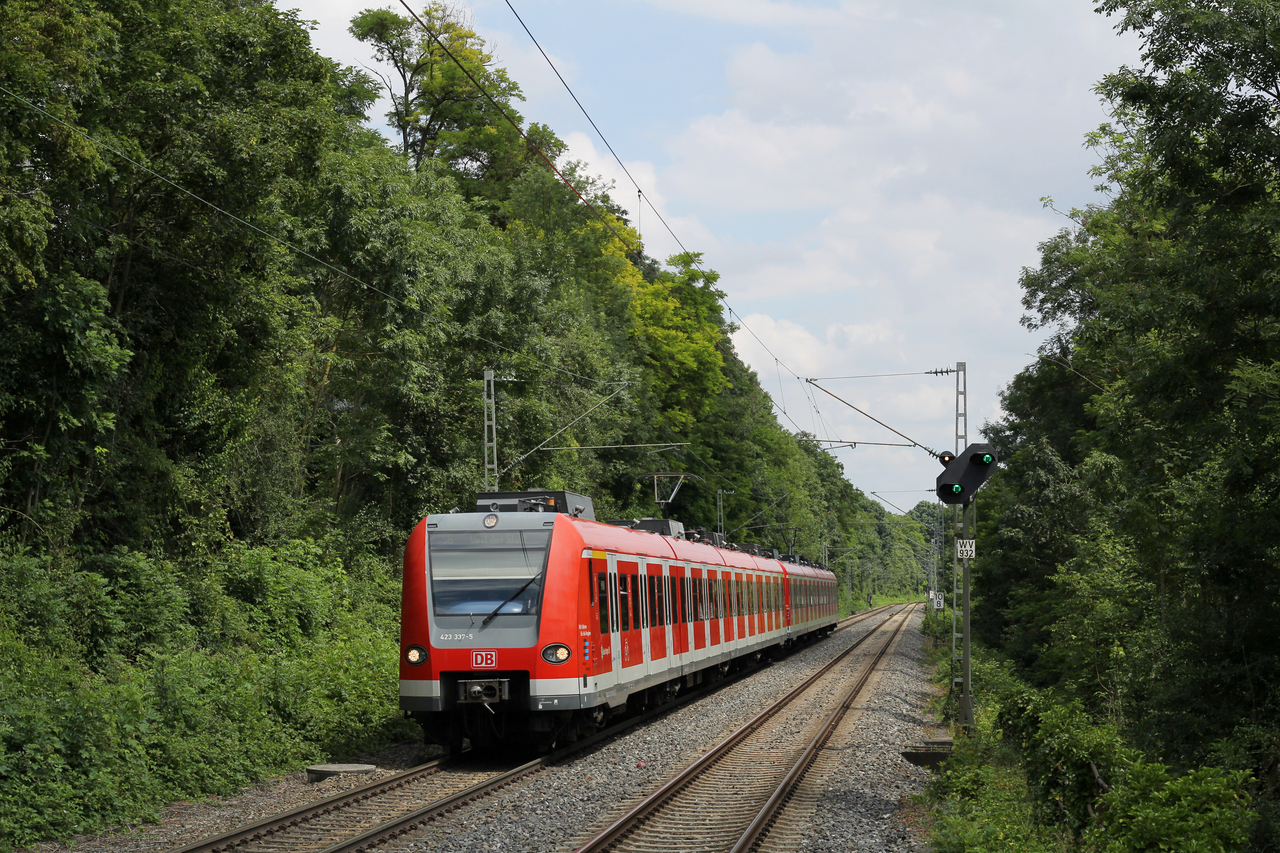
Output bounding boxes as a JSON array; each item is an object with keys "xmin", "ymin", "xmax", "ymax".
[
  {"xmin": 925, "ymin": 2, "xmax": 1280, "ymax": 850},
  {"xmin": 0, "ymin": 0, "xmax": 932, "ymax": 845},
  {"xmin": 921, "ymin": 640, "xmax": 1257, "ymax": 853}
]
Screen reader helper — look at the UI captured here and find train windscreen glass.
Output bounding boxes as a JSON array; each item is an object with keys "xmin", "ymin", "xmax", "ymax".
[{"xmin": 428, "ymin": 530, "xmax": 551, "ymax": 616}]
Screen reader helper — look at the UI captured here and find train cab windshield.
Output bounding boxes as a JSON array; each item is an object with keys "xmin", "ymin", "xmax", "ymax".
[{"xmin": 428, "ymin": 529, "xmax": 552, "ymax": 617}]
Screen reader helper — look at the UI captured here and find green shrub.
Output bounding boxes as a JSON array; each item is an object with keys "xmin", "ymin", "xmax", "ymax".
[
  {"xmin": 928, "ymin": 730, "xmax": 1072, "ymax": 853},
  {"xmin": 1089, "ymin": 762, "xmax": 1256, "ymax": 852},
  {"xmin": 0, "ymin": 628, "xmax": 160, "ymax": 847},
  {"xmin": 998, "ymin": 685, "xmax": 1132, "ymax": 832}
]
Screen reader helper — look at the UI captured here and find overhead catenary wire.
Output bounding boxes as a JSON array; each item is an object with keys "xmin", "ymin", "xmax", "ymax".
[
  {"xmin": 396, "ymin": 0, "xmax": 660, "ymax": 275},
  {"xmin": 806, "ymin": 378, "xmax": 941, "ymax": 458},
  {"xmin": 496, "ymin": 3, "xmax": 832, "ymax": 430},
  {"xmin": 497, "ymin": 384, "xmax": 630, "ymax": 476},
  {"xmin": 809, "ymin": 369, "xmax": 957, "ymax": 381},
  {"xmin": 499, "ymin": 0, "xmax": 691, "ymax": 260},
  {"xmin": 497, "ymin": 3, "xmax": 957, "ymax": 470}
]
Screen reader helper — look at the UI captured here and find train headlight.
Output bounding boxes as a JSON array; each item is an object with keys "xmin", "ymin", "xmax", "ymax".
[
  {"xmin": 404, "ymin": 645, "xmax": 428, "ymax": 665},
  {"xmin": 541, "ymin": 643, "xmax": 572, "ymax": 664}
]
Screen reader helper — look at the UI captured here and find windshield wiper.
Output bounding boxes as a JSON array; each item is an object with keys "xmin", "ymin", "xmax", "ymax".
[{"xmin": 482, "ymin": 570, "xmax": 543, "ymax": 626}]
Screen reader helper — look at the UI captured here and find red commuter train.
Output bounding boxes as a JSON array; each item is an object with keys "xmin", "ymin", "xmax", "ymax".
[{"xmin": 399, "ymin": 490, "xmax": 839, "ymax": 753}]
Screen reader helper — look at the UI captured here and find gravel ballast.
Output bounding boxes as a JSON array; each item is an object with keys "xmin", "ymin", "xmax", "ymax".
[
  {"xmin": 395, "ymin": 607, "xmax": 936, "ymax": 853},
  {"xmin": 24, "ymin": 607, "xmax": 942, "ymax": 853}
]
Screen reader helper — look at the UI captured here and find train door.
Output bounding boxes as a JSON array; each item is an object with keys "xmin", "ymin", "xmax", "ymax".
[
  {"xmin": 752, "ymin": 573, "xmax": 762, "ymax": 635},
  {"xmin": 691, "ymin": 567, "xmax": 706, "ymax": 651},
  {"xmin": 707, "ymin": 571, "xmax": 721, "ymax": 646},
  {"xmin": 747, "ymin": 574, "xmax": 757, "ymax": 637},
  {"xmin": 646, "ymin": 562, "xmax": 667, "ymax": 664},
  {"xmin": 770, "ymin": 575, "xmax": 778, "ymax": 632},
  {"xmin": 586, "ymin": 554, "xmax": 604, "ymax": 692},
  {"xmin": 765, "ymin": 576, "xmax": 772, "ymax": 632},
  {"xmin": 778, "ymin": 571, "xmax": 788, "ymax": 630},
  {"xmin": 669, "ymin": 563, "xmax": 686, "ymax": 657},
  {"xmin": 617, "ymin": 560, "xmax": 644, "ymax": 671},
  {"xmin": 725, "ymin": 574, "xmax": 738, "ymax": 644},
  {"xmin": 600, "ymin": 554, "xmax": 622, "ymax": 689}
]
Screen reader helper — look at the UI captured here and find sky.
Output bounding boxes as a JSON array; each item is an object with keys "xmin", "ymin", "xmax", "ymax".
[{"xmin": 288, "ymin": 0, "xmax": 1144, "ymax": 514}]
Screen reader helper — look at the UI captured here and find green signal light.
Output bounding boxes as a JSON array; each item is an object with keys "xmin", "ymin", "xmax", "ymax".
[
  {"xmin": 949, "ymin": 484, "xmax": 963, "ymax": 494},
  {"xmin": 979, "ymin": 453, "xmax": 993, "ymax": 464}
]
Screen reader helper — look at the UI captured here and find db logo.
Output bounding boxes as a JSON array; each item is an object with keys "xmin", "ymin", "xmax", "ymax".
[{"xmin": 472, "ymin": 650, "xmax": 497, "ymax": 669}]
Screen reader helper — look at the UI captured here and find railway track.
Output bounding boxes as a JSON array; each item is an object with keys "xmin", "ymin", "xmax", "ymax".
[
  {"xmin": 571, "ymin": 603, "xmax": 914, "ymax": 853},
  {"xmin": 165, "ymin": 605, "xmax": 900, "ymax": 853}
]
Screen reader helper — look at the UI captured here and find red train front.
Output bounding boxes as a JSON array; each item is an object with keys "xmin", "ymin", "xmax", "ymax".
[{"xmin": 399, "ymin": 490, "xmax": 838, "ymax": 754}]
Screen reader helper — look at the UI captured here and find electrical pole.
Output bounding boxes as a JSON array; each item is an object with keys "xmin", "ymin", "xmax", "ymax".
[
  {"xmin": 952, "ymin": 361, "xmax": 975, "ymax": 730},
  {"xmin": 716, "ymin": 489, "xmax": 733, "ymax": 538},
  {"xmin": 483, "ymin": 370, "xmax": 498, "ymax": 491}
]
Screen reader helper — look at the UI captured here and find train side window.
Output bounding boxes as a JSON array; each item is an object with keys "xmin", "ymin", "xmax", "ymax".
[
  {"xmin": 656, "ymin": 574, "xmax": 664, "ymax": 627},
  {"xmin": 619, "ymin": 574, "xmax": 631, "ymax": 631},
  {"xmin": 646, "ymin": 575, "xmax": 655, "ymax": 629},
  {"xmin": 598, "ymin": 570, "xmax": 609, "ymax": 634},
  {"xmin": 661, "ymin": 575, "xmax": 668, "ymax": 627},
  {"xmin": 665, "ymin": 576, "xmax": 673, "ymax": 626},
  {"xmin": 631, "ymin": 573, "xmax": 642, "ymax": 629},
  {"xmin": 609, "ymin": 573, "xmax": 618, "ymax": 632}
]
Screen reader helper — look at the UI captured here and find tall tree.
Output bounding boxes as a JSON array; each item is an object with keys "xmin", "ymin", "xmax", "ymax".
[{"xmin": 350, "ymin": 2, "xmax": 533, "ymax": 206}]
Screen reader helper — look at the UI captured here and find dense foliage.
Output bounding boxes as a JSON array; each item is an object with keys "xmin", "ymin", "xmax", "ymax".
[
  {"xmin": 0, "ymin": 0, "xmax": 929, "ymax": 844},
  {"xmin": 972, "ymin": 1, "xmax": 1280, "ymax": 848},
  {"xmin": 926, "ymin": 647, "xmax": 1257, "ymax": 853}
]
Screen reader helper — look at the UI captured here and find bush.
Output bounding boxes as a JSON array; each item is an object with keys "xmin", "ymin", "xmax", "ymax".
[
  {"xmin": 997, "ymin": 685, "xmax": 1132, "ymax": 832},
  {"xmin": 928, "ymin": 729, "xmax": 1073, "ymax": 853},
  {"xmin": 1089, "ymin": 762, "xmax": 1256, "ymax": 853},
  {"xmin": 0, "ymin": 538, "xmax": 409, "ymax": 847}
]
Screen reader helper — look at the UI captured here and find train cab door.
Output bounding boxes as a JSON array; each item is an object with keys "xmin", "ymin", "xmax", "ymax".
[{"xmin": 601, "ymin": 554, "xmax": 622, "ymax": 689}]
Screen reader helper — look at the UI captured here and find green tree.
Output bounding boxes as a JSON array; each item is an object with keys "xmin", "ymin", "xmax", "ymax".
[{"xmin": 350, "ymin": 3, "xmax": 536, "ymax": 207}]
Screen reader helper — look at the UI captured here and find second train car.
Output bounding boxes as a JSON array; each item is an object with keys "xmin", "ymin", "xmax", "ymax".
[{"xmin": 399, "ymin": 490, "xmax": 839, "ymax": 753}]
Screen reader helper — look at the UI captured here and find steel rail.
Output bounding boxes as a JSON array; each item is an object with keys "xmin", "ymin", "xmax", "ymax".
[
  {"xmin": 169, "ymin": 609, "xmax": 886, "ymax": 853},
  {"xmin": 166, "ymin": 759, "xmax": 450, "ymax": 853},
  {"xmin": 731, "ymin": 605, "xmax": 915, "ymax": 852},
  {"xmin": 570, "ymin": 605, "xmax": 909, "ymax": 853}
]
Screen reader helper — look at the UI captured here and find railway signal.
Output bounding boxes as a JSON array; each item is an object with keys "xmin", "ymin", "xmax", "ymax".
[{"xmin": 935, "ymin": 442, "xmax": 998, "ymax": 504}]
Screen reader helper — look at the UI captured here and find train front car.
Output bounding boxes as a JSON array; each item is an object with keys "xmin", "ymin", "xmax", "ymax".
[{"xmin": 399, "ymin": 491, "xmax": 591, "ymax": 754}]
